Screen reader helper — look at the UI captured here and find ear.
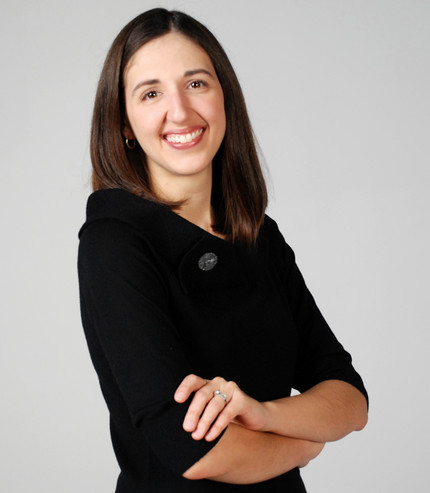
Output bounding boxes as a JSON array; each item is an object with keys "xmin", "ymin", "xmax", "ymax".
[{"xmin": 122, "ymin": 119, "xmax": 135, "ymax": 140}]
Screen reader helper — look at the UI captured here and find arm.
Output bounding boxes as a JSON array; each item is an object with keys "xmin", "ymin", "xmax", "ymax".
[
  {"xmin": 174, "ymin": 375, "xmax": 324, "ymax": 482},
  {"xmin": 80, "ymin": 219, "xmax": 324, "ymax": 484},
  {"xmin": 182, "ymin": 380, "xmax": 365, "ymax": 482},
  {"xmin": 176, "ymin": 379, "xmax": 363, "ymax": 482},
  {"xmin": 175, "ymin": 375, "xmax": 366, "ymax": 444},
  {"xmin": 78, "ymin": 219, "xmax": 226, "ymax": 476},
  {"xmin": 261, "ymin": 379, "xmax": 368, "ymax": 442},
  {"xmin": 183, "ymin": 423, "xmax": 324, "ymax": 484},
  {"xmin": 182, "ymin": 225, "xmax": 368, "ymax": 480}
]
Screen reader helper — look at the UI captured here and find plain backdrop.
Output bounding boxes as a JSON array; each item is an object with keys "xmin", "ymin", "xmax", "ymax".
[{"xmin": 1, "ymin": 0, "xmax": 429, "ymax": 491}]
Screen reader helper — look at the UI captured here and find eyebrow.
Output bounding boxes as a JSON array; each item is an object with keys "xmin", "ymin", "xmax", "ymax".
[
  {"xmin": 184, "ymin": 69, "xmax": 215, "ymax": 79},
  {"xmin": 132, "ymin": 68, "xmax": 215, "ymax": 94}
]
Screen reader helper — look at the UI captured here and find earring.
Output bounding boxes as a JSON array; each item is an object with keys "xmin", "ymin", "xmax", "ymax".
[{"xmin": 125, "ymin": 138, "xmax": 136, "ymax": 150}]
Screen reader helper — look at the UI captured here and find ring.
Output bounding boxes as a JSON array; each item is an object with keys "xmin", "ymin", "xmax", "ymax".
[{"xmin": 214, "ymin": 390, "xmax": 228, "ymax": 402}]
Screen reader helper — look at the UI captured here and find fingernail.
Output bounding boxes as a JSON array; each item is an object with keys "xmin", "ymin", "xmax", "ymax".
[
  {"xmin": 184, "ymin": 419, "xmax": 194, "ymax": 431},
  {"xmin": 192, "ymin": 430, "xmax": 202, "ymax": 440},
  {"xmin": 175, "ymin": 392, "xmax": 186, "ymax": 402}
]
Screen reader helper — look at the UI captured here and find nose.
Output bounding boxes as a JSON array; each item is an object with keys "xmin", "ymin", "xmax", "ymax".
[{"xmin": 166, "ymin": 91, "xmax": 191, "ymax": 123}]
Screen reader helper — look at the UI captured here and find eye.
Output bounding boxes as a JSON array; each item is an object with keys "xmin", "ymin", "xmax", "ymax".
[
  {"xmin": 141, "ymin": 90, "xmax": 160, "ymax": 101},
  {"xmin": 189, "ymin": 80, "xmax": 208, "ymax": 89}
]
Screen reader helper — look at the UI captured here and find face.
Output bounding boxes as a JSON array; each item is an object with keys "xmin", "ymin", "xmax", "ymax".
[{"xmin": 123, "ymin": 32, "xmax": 226, "ymax": 198}]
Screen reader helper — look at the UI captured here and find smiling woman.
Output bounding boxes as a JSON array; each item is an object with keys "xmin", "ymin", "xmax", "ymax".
[
  {"xmin": 90, "ymin": 8, "xmax": 266, "ymax": 244},
  {"xmin": 122, "ymin": 32, "xmax": 226, "ymax": 205},
  {"xmin": 78, "ymin": 7, "xmax": 368, "ymax": 493}
]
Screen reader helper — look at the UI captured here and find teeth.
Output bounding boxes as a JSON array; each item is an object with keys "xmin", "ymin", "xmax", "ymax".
[{"xmin": 165, "ymin": 128, "xmax": 204, "ymax": 144}]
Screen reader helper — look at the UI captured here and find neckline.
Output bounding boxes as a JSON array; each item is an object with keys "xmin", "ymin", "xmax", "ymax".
[
  {"xmin": 162, "ymin": 202, "xmax": 230, "ymax": 245},
  {"xmin": 84, "ymin": 188, "xmax": 232, "ymax": 248}
]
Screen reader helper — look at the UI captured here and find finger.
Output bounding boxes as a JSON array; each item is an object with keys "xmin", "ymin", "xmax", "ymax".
[
  {"xmin": 205, "ymin": 402, "xmax": 238, "ymax": 441},
  {"xmin": 183, "ymin": 383, "xmax": 221, "ymax": 432},
  {"xmin": 174, "ymin": 374, "xmax": 207, "ymax": 403},
  {"xmin": 191, "ymin": 396, "xmax": 229, "ymax": 440}
]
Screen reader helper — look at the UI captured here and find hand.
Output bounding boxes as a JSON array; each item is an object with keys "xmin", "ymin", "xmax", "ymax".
[{"xmin": 174, "ymin": 374, "xmax": 268, "ymax": 441}]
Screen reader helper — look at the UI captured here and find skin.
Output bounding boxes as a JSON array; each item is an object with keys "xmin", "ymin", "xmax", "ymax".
[
  {"xmin": 175, "ymin": 376, "xmax": 368, "ymax": 443},
  {"xmin": 176, "ymin": 376, "xmax": 367, "ymax": 481},
  {"xmin": 122, "ymin": 31, "xmax": 368, "ymax": 484},
  {"xmin": 123, "ymin": 32, "xmax": 226, "ymax": 232},
  {"xmin": 182, "ymin": 424, "xmax": 325, "ymax": 484}
]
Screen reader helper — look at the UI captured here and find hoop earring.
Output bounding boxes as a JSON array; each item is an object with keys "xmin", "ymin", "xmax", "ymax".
[{"xmin": 125, "ymin": 138, "xmax": 136, "ymax": 150}]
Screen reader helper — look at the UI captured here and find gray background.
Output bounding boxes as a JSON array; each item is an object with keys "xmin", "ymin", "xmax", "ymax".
[{"xmin": 1, "ymin": 0, "xmax": 429, "ymax": 491}]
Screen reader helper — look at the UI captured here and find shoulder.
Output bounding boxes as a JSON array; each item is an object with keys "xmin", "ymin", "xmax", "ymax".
[
  {"xmin": 79, "ymin": 189, "xmax": 165, "ymax": 237},
  {"xmin": 77, "ymin": 189, "xmax": 174, "ymax": 267},
  {"xmin": 260, "ymin": 214, "xmax": 285, "ymax": 241},
  {"xmin": 259, "ymin": 214, "xmax": 295, "ymax": 265},
  {"xmin": 78, "ymin": 189, "xmax": 218, "ymax": 268}
]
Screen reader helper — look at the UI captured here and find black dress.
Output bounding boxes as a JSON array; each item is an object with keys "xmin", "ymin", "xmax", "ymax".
[{"xmin": 78, "ymin": 188, "xmax": 367, "ymax": 492}]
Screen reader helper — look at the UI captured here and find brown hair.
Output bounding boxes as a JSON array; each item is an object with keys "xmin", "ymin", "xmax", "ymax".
[{"xmin": 91, "ymin": 8, "xmax": 267, "ymax": 245}]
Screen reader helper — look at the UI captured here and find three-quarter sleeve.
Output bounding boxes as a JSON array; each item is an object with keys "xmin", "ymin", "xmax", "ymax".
[
  {"xmin": 78, "ymin": 218, "xmax": 223, "ymax": 476},
  {"xmin": 276, "ymin": 230, "xmax": 368, "ymax": 404}
]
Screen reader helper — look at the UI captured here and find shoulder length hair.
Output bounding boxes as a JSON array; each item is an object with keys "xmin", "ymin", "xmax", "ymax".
[{"xmin": 91, "ymin": 8, "xmax": 267, "ymax": 245}]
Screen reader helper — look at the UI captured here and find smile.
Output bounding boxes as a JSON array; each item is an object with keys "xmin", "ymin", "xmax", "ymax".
[{"xmin": 164, "ymin": 128, "xmax": 204, "ymax": 144}]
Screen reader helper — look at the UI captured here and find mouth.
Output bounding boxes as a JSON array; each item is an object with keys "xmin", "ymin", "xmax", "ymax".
[{"xmin": 163, "ymin": 127, "xmax": 205, "ymax": 145}]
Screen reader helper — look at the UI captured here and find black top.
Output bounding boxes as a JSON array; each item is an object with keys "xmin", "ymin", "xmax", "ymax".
[{"xmin": 78, "ymin": 189, "xmax": 367, "ymax": 492}]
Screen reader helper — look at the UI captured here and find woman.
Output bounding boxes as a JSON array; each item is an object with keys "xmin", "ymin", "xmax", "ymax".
[{"xmin": 78, "ymin": 8, "xmax": 368, "ymax": 492}]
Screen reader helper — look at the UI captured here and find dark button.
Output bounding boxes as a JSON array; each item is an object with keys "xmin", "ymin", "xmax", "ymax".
[{"xmin": 198, "ymin": 252, "xmax": 218, "ymax": 271}]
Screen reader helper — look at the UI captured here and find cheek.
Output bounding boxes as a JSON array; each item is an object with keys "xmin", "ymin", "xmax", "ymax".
[
  {"xmin": 129, "ymin": 109, "xmax": 162, "ymax": 141},
  {"xmin": 206, "ymin": 98, "xmax": 226, "ymax": 135}
]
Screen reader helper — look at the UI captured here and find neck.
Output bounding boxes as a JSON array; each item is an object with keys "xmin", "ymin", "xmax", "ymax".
[
  {"xmin": 151, "ymin": 166, "xmax": 217, "ymax": 235},
  {"xmin": 177, "ymin": 192, "xmax": 214, "ymax": 233}
]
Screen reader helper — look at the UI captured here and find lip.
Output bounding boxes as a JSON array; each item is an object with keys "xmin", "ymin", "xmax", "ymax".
[{"xmin": 162, "ymin": 126, "xmax": 205, "ymax": 149}]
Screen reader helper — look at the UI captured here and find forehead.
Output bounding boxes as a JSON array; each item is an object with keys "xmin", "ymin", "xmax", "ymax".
[{"xmin": 124, "ymin": 32, "xmax": 214, "ymax": 84}]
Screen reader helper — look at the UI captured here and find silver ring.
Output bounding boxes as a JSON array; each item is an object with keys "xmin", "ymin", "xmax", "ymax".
[{"xmin": 214, "ymin": 390, "xmax": 228, "ymax": 402}]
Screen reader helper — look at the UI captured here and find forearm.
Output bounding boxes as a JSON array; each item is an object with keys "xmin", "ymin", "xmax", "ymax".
[
  {"xmin": 183, "ymin": 423, "xmax": 323, "ymax": 484},
  {"xmin": 262, "ymin": 380, "xmax": 368, "ymax": 443}
]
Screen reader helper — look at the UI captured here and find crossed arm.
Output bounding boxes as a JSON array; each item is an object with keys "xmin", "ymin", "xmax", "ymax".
[{"xmin": 175, "ymin": 375, "xmax": 368, "ymax": 483}]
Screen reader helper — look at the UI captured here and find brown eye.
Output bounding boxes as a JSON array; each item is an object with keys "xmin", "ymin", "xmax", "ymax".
[
  {"xmin": 142, "ymin": 90, "xmax": 159, "ymax": 101},
  {"xmin": 189, "ymin": 80, "xmax": 207, "ymax": 89}
]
